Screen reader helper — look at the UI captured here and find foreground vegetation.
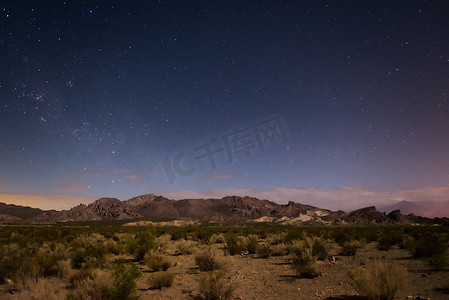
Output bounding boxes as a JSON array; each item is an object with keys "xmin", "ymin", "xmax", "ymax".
[{"xmin": 0, "ymin": 223, "xmax": 448, "ymax": 299}]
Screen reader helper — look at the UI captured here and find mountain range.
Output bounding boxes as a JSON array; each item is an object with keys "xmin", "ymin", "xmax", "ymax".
[{"xmin": 0, "ymin": 194, "xmax": 447, "ymax": 225}]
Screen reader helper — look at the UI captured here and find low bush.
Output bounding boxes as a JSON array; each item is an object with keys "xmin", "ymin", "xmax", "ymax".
[
  {"xmin": 312, "ymin": 237, "xmax": 330, "ymax": 261},
  {"xmin": 128, "ymin": 231, "xmax": 158, "ymax": 261},
  {"xmin": 209, "ymin": 233, "xmax": 224, "ymax": 244},
  {"xmin": 245, "ymin": 235, "xmax": 259, "ymax": 254},
  {"xmin": 291, "ymin": 247, "xmax": 320, "ymax": 278},
  {"xmin": 224, "ymin": 232, "xmax": 243, "ymax": 256},
  {"xmin": 12, "ymin": 277, "xmax": 63, "ymax": 300},
  {"xmin": 147, "ymin": 272, "xmax": 175, "ymax": 289},
  {"xmin": 270, "ymin": 243, "xmax": 288, "ymax": 256},
  {"xmin": 399, "ymin": 234, "xmax": 415, "ymax": 250},
  {"xmin": 195, "ymin": 251, "xmax": 221, "ymax": 271},
  {"xmin": 0, "ymin": 244, "xmax": 32, "ymax": 284},
  {"xmin": 340, "ymin": 240, "xmax": 361, "ymax": 256},
  {"xmin": 29, "ymin": 244, "xmax": 69, "ymax": 277},
  {"xmin": 68, "ymin": 263, "xmax": 95, "ymax": 287},
  {"xmin": 377, "ymin": 231, "xmax": 402, "ymax": 251},
  {"xmin": 256, "ymin": 245, "xmax": 272, "ymax": 258},
  {"xmin": 199, "ymin": 270, "xmax": 235, "ymax": 300},
  {"xmin": 144, "ymin": 252, "xmax": 171, "ymax": 272},
  {"xmin": 412, "ymin": 233, "xmax": 447, "ymax": 258},
  {"xmin": 350, "ymin": 261, "xmax": 407, "ymax": 300},
  {"xmin": 175, "ymin": 239, "xmax": 196, "ymax": 255},
  {"xmin": 156, "ymin": 234, "xmax": 172, "ymax": 253},
  {"xmin": 68, "ymin": 261, "xmax": 141, "ymax": 300}
]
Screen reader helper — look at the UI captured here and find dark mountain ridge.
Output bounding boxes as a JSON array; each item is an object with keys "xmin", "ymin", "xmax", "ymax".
[{"xmin": 0, "ymin": 194, "xmax": 447, "ymax": 225}]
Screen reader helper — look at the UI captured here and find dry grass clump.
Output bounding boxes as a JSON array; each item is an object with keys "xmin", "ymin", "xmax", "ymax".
[
  {"xmin": 311, "ymin": 236, "xmax": 330, "ymax": 261},
  {"xmin": 244, "ymin": 234, "xmax": 259, "ymax": 254},
  {"xmin": 147, "ymin": 272, "xmax": 175, "ymax": 289},
  {"xmin": 289, "ymin": 238, "xmax": 320, "ymax": 278},
  {"xmin": 199, "ymin": 270, "xmax": 235, "ymax": 300},
  {"xmin": 67, "ymin": 261, "xmax": 141, "ymax": 300},
  {"xmin": 266, "ymin": 232, "xmax": 288, "ymax": 245},
  {"xmin": 195, "ymin": 250, "xmax": 221, "ymax": 271},
  {"xmin": 270, "ymin": 243, "xmax": 288, "ymax": 256},
  {"xmin": 175, "ymin": 239, "xmax": 196, "ymax": 255},
  {"xmin": 256, "ymin": 245, "xmax": 272, "ymax": 258},
  {"xmin": 156, "ymin": 234, "xmax": 172, "ymax": 253},
  {"xmin": 68, "ymin": 263, "xmax": 95, "ymax": 287},
  {"xmin": 144, "ymin": 251, "xmax": 171, "ymax": 271},
  {"xmin": 340, "ymin": 240, "xmax": 362, "ymax": 256},
  {"xmin": 291, "ymin": 247, "xmax": 320, "ymax": 278},
  {"xmin": 350, "ymin": 261, "xmax": 408, "ymax": 300},
  {"xmin": 209, "ymin": 233, "xmax": 225, "ymax": 244},
  {"xmin": 224, "ymin": 232, "xmax": 244, "ymax": 256},
  {"xmin": 56, "ymin": 259, "xmax": 72, "ymax": 279},
  {"xmin": 29, "ymin": 244, "xmax": 70, "ymax": 277},
  {"xmin": 11, "ymin": 277, "xmax": 63, "ymax": 300}
]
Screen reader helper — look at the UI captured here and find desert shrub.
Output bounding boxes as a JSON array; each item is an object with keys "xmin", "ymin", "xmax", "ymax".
[
  {"xmin": 69, "ymin": 263, "xmax": 95, "ymax": 287},
  {"xmin": 0, "ymin": 243, "xmax": 32, "ymax": 283},
  {"xmin": 104, "ymin": 238, "xmax": 126, "ymax": 255},
  {"xmin": 245, "ymin": 235, "xmax": 259, "ymax": 254},
  {"xmin": 144, "ymin": 251, "xmax": 171, "ymax": 271},
  {"xmin": 256, "ymin": 245, "xmax": 272, "ymax": 258},
  {"xmin": 412, "ymin": 233, "xmax": 448, "ymax": 258},
  {"xmin": 199, "ymin": 270, "xmax": 235, "ymax": 300},
  {"xmin": 156, "ymin": 234, "xmax": 172, "ymax": 253},
  {"xmin": 224, "ymin": 232, "xmax": 243, "ymax": 256},
  {"xmin": 291, "ymin": 247, "xmax": 320, "ymax": 278},
  {"xmin": 312, "ymin": 237, "xmax": 330, "ymax": 261},
  {"xmin": 12, "ymin": 277, "xmax": 63, "ymax": 300},
  {"xmin": 399, "ymin": 234, "xmax": 415, "ymax": 250},
  {"xmin": 270, "ymin": 243, "xmax": 288, "ymax": 256},
  {"xmin": 68, "ymin": 261, "xmax": 141, "ymax": 300},
  {"xmin": 267, "ymin": 232, "xmax": 288, "ymax": 245},
  {"xmin": 341, "ymin": 240, "xmax": 361, "ymax": 256},
  {"xmin": 70, "ymin": 245, "xmax": 106, "ymax": 269},
  {"xmin": 354, "ymin": 227, "xmax": 378, "ymax": 243},
  {"xmin": 350, "ymin": 261, "xmax": 407, "ymax": 300},
  {"xmin": 377, "ymin": 231, "xmax": 402, "ymax": 251},
  {"xmin": 331, "ymin": 228, "xmax": 352, "ymax": 245},
  {"xmin": 288, "ymin": 237, "xmax": 313, "ymax": 257},
  {"xmin": 195, "ymin": 251, "xmax": 221, "ymax": 271},
  {"xmin": 175, "ymin": 239, "xmax": 196, "ymax": 255},
  {"xmin": 147, "ymin": 272, "xmax": 175, "ymax": 289},
  {"xmin": 56, "ymin": 259, "xmax": 72, "ymax": 278},
  {"xmin": 110, "ymin": 261, "xmax": 142, "ymax": 299},
  {"xmin": 128, "ymin": 231, "xmax": 158, "ymax": 261},
  {"xmin": 196, "ymin": 228, "xmax": 214, "ymax": 244},
  {"xmin": 29, "ymin": 244, "xmax": 69, "ymax": 277},
  {"xmin": 209, "ymin": 233, "xmax": 225, "ymax": 244},
  {"xmin": 67, "ymin": 270, "xmax": 115, "ymax": 300}
]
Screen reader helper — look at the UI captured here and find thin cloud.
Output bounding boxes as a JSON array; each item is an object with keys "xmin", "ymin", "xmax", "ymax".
[
  {"xmin": 208, "ymin": 174, "xmax": 235, "ymax": 181},
  {"xmin": 0, "ymin": 181, "xmax": 7, "ymax": 187},
  {"xmin": 58, "ymin": 184, "xmax": 91, "ymax": 192},
  {"xmin": 0, "ymin": 193, "xmax": 93, "ymax": 210},
  {"xmin": 114, "ymin": 169, "xmax": 133, "ymax": 174},
  {"xmin": 81, "ymin": 172, "xmax": 103, "ymax": 177},
  {"xmin": 125, "ymin": 175, "xmax": 141, "ymax": 184}
]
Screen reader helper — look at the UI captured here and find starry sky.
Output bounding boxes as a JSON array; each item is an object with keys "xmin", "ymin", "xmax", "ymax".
[{"xmin": 1, "ymin": 1, "xmax": 449, "ymax": 211}]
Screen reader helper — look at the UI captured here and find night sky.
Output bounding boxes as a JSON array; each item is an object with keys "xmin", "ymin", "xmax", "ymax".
[{"xmin": 1, "ymin": 1, "xmax": 449, "ymax": 211}]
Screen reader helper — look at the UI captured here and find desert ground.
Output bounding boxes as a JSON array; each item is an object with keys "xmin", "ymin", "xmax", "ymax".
[{"xmin": 0, "ymin": 224, "xmax": 448, "ymax": 300}]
